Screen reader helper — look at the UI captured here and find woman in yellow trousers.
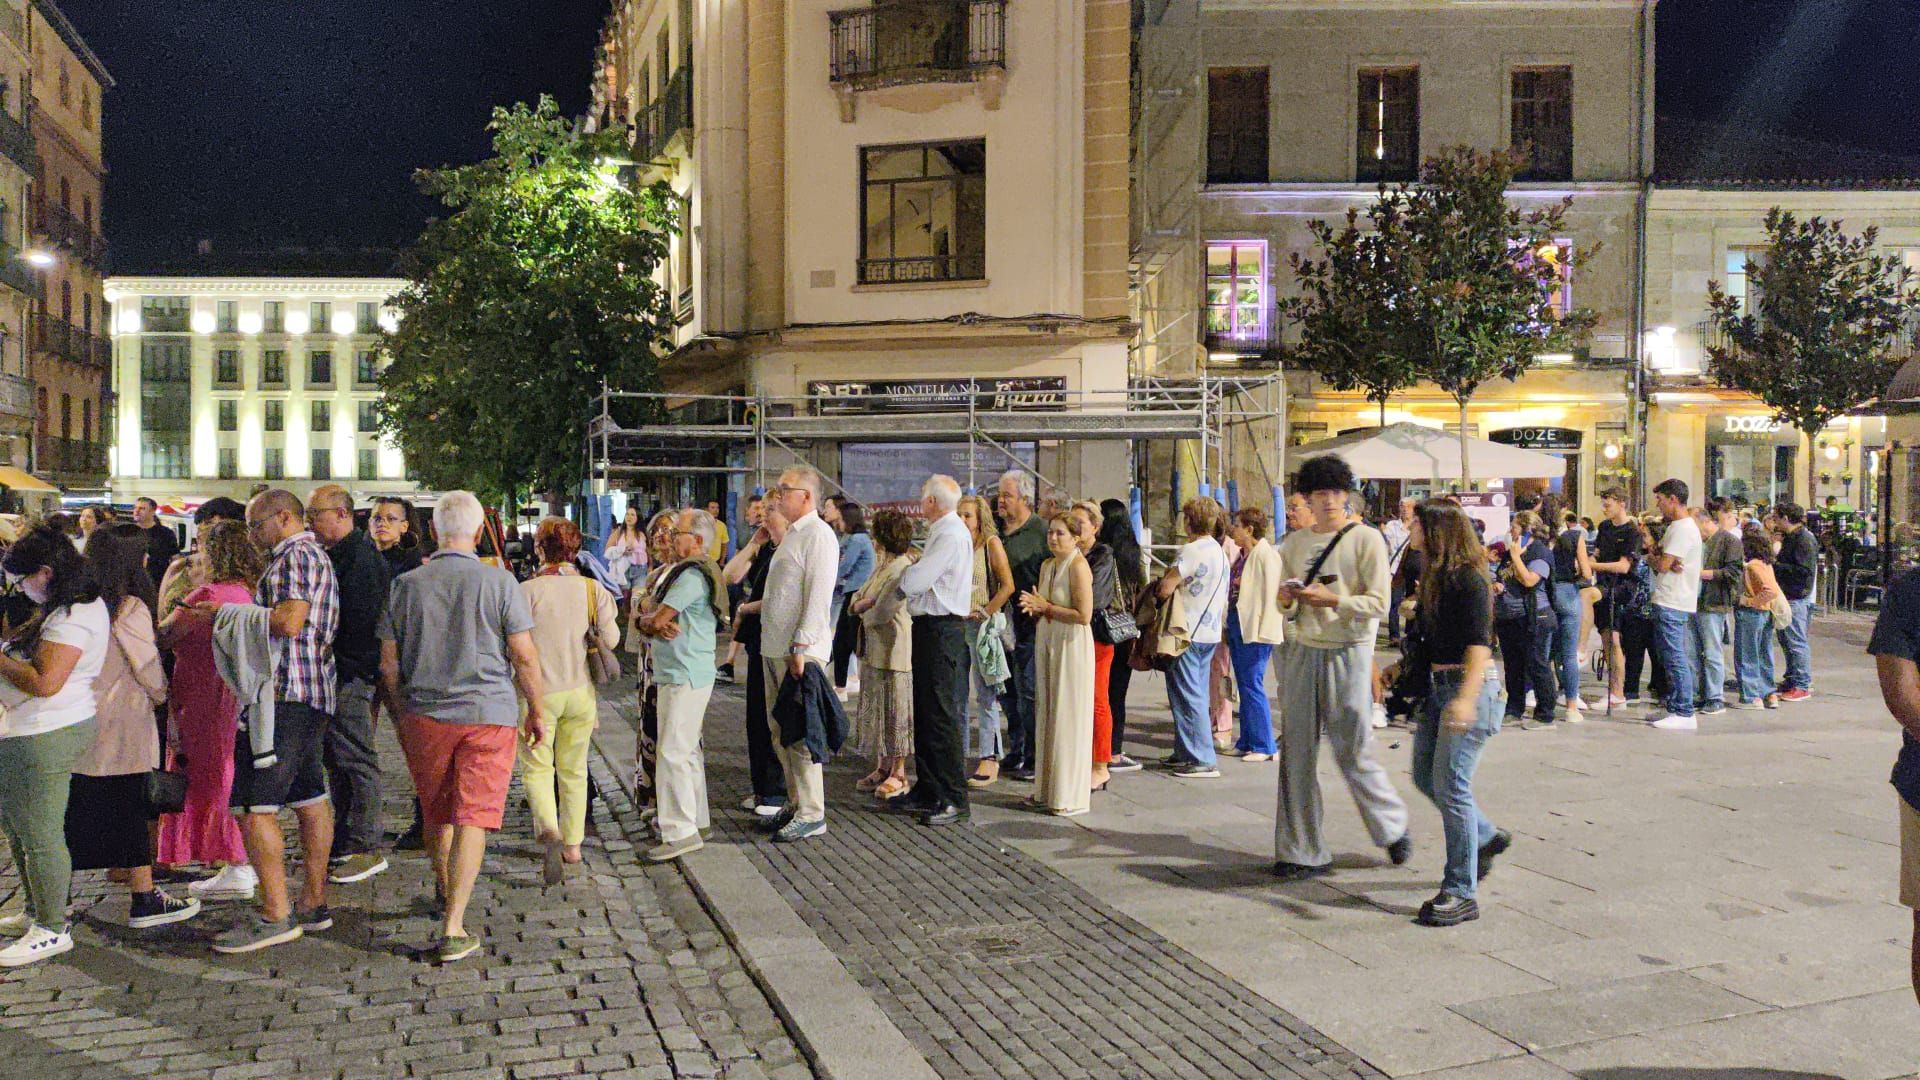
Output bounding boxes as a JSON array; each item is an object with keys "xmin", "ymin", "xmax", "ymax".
[{"xmin": 520, "ymin": 518, "xmax": 621, "ymax": 885}]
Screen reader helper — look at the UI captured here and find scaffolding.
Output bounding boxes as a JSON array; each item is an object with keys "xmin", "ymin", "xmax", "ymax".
[
  {"xmin": 1129, "ymin": 0, "xmax": 1204, "ymax": 381},
  {"xmin": 586, "ymin": 375, "xmax": 1285, "ymax": 504}
]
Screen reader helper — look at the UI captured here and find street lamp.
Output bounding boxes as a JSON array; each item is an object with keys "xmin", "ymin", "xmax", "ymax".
[{"xmin": 22, "ymin": 250, "xmax": 53, "ymax": 268}]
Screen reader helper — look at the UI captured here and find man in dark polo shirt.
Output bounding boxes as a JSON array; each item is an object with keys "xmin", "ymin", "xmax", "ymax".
[
  {"xmin": 307, "ymin": 485, "xmax": 393, "ymax": 884},
  {"xmin": 1869, "ymin": 570, "xmax": 1920, "ymax": 1005},
  {"xmin": 994, "ymin": 470, "xmax": 1048, "ymax": 781}
]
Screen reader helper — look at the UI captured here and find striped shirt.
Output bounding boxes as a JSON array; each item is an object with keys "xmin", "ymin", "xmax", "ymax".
[{"xmin": 259, "ymin": 530, "xmax": 341, "ymax": 714}]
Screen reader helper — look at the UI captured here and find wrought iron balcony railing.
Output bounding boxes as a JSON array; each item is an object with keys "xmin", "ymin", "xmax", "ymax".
[
  {"xmin": 829, "ymin": 0, "xmax": 1007, "ymax": 91},
  {"xmin": 632, "ymin": 65, "xmax": 692, "ymax": 163},
  {"xmin": 1201, "ymin": 307, "xmax": 1287, "ymax": 368},
  {"xmin": 0, "ymin": 106, "xmax": 35, "ymax": 173}
]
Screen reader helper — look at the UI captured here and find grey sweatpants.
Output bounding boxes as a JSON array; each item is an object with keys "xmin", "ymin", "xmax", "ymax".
[{"xmin": 1273, "ymin": 641, "xmax": 1409, "ymax": 867}]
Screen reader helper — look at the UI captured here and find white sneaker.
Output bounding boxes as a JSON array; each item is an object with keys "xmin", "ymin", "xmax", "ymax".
[
  {"xmin": 1649, "ymin": 713, "xmax": 1698, "ymax": 732},
  {"xmin": 753, "ymin": 802, "xmax": 785, "ymax": 818},
  {"xmin": 0, "ymin": 925, "xmax": 72, "ymax": 968},
  {"xmin": 1524, "ymin": 691, "xmax": 1537, "ymax": 709},
  {"xmin": 738, "ymin": 795, "xmax": 758, "ymax": 813},
  {"xmin": 0, "ymin": 912, "xmax": 30, "ymax": 936},
  {"xmin": 189, "ymin": 863, "xmax": 258, "ymax": 901},
  {"xmin": 1370, "ymin": 703, "xmax": 1390, "ymax": 729}
]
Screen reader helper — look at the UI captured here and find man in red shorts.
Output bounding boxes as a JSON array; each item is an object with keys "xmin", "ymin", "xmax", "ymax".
[{"xmin": 378, "ymin": 491, "xmax": 547, "ymax": 963}]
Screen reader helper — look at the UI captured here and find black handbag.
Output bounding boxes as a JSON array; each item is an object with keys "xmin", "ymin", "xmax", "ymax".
[
  {"xmin": 1092, "ymin": 607, "xmax": 1139, "ymax": 646},
  {"xmin": 145, "ymin": 762, "xmax": 189, "ymax": 816}
]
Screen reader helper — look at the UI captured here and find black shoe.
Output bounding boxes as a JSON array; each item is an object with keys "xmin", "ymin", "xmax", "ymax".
[
  {"xmin": 392, "ymin": 823, "xmax": 424, "ymax": 852},
  {"xmin": 1387, "ymin": 833, "xmax": 1414, "ymax": 866},
  {"xmin": 883, "ymin": 790, "xmax": 934, "ymax": 813},
  {"xmin": 1477, "ymin": 829, "xmax": 1512, "ymax": 882},
  {"xmin": 919, "ymin": 804, "xmax": 970, "ymax": 827},
  {"xmin": 1003, "ymin": 766, "xmax": 1035, "ymax": 782},
  {"xmin": 716, "ymin": 663, "xmax": 735, "ymax": 685},
  {"xmin": 1271, "ymin": 860, "xmax": 1333, "ymax": 881},
  {"xmin": 754, "ymin": 807, "xmax": 796, "ymax": 833},
  {"xmin": 1416, "ymin": 892, "xmax": 1480, "ymax": 927}
]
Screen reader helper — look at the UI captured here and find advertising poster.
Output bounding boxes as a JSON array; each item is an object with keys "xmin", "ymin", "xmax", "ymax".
[{"xmin": 840, "ymin": 442, "xmax": 1035, "ymax": 517}]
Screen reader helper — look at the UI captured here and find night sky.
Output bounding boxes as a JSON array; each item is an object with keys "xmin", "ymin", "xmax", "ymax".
[{"xmin": 49, "ymin": 0, "xmax": 1920, "ymax": 269}]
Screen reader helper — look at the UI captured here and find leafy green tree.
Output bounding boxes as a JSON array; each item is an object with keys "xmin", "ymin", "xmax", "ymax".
[
  {"xmin": 1706, "ymin": 207, "xmax": 1916, "ymax": 502},
  {"xmin": 1291, "ymin": 147, "xmax": 1596, "ymax": 486},
  {"xmin": 379, "ymin": 97, "xmax": 679, "ymax": 505}
]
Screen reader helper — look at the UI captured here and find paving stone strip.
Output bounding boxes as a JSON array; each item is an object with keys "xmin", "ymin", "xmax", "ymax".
[
  {"xmin": 0, "ymin": 730, "xmax": 809, "ymax": 1080},
  {"xmin": 685, "ymin": 678, "xmax": 1386, "ymax": 1080}
]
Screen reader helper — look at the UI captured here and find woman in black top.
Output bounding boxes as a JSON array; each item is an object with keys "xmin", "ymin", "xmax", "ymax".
[
  {"xmin": 724, "ymin": 504, "xmax": 790, "ymax": 817},
  {"xmin": 1493, "ymin": 511, "xmax": 1559, "ymax": 726},
  {"xmin": 1547, "ymin": 510, "xmax": 1593, "ymax": 718},
  {"xmin": 1405, "ymin": 499, "xmax": 1509, "ymax": 927},
  {"xmin": 1097, "ymin": 500, "xmax": 1147, "ymax": 770}
]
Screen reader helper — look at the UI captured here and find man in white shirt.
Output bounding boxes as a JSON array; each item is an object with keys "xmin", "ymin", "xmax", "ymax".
[
  {"xmin": 1648, "ymin": 478, "xmax": 1704, "ymax": 731},
  {"xmin": 1272, "ymin": 456, "xmax": 1411, "ymax": 881},
  {"xmin": 881, "ymin": 475, "xmax": 974, "ymax": 825},
  {"xmin": 1382, "ymin": 498, "xmax": 1414, "ymax": 643},
  {"xmin": 757, "ymin": 466, "xmax": 841, "ymax": 842}
]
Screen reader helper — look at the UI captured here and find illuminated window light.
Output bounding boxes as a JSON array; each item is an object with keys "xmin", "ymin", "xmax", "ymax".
[
  {"xmin": 190, "ymin": 310, "xmax": 216, "ymax": 335},
  {"xmin": 331, "ymin": 311, "xmax": 357, "ymax": 336},
  {"xmin": 238, "ymin": 311, "xmax": 263, "ymax": 335},
  {"xmin": 285, "ymin": 310, "xmax": 312, "ymax": 335}
]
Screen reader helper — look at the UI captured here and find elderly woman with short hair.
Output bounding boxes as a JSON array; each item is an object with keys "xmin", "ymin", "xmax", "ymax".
[{"xmin": 519, "ymin": 517, "xmax": 621, "ymax": 882}]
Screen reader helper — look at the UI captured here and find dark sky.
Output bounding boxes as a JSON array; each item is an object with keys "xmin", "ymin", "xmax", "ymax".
[{"xmin": 51, "ymin": 0, "xmax": 1920, "ymax": 269}]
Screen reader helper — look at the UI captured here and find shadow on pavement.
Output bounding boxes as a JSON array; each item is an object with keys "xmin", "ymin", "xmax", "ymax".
[{"xmin": 1579, "ymin": 1070, "xmax": 1844, "ymax": 1080}]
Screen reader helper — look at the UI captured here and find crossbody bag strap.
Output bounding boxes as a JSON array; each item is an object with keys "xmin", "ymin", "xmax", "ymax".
[{"xmin": 1301, "ymin": 522, "xmax": 1360, "ymax": 584}]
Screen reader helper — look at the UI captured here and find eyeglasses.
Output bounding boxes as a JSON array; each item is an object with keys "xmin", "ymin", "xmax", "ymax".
[{"xmin": 371, "ymin": 513, "xmax": 406, "ymax": 525}]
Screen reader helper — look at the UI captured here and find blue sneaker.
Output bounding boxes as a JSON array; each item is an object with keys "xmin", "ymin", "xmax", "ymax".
[{"xmin": 772, "ymin": 817, "xmax": 827, "ymax": 843}]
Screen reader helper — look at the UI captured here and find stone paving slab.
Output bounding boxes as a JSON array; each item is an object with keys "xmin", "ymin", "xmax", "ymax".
[{"xmin": 0, "ymin": 730, "xmax": 807, "ymax": 1080}]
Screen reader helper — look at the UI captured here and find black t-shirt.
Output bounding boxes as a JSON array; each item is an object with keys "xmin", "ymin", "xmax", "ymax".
[
  {"xmin": 1422, "ymin": 565, "xmax": 1494, "ymax": 666},
  {"xmin": 142, "ymin": 522, "xmax": 180, "ymax": 588},
  {"xmin": 1552, "ymin": 530, "xmax": 1583, "ymax": 583},
  {"xmin": 325, "ymin": 529, "xmax": 392, "ymax": 685},
  {"xmin": 1000, "ymin": 515, "xmax": 1049, "ymax": 631},
  {"xmin": 381, "ymin": 543, "xmax": 424, "ymax": 578},
  {"xmin": 735, "ymin": 540, "xmax": 777, "ymax": 652},
  {"xmin": 1867, "ymin": 570, "xmax": 1920, "ymax": 813},
  {"xmin": 1593, "ymin": 519, "xmax": 1638, "ymax": 581}
]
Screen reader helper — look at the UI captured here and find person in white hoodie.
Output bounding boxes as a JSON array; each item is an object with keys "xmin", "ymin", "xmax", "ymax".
[{"xmin": 1223, "ymin": 507, "xmax": 1285, "ymax": 761}]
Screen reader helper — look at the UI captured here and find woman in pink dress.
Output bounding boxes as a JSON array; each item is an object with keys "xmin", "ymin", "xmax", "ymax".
[{"xmin": 156, "ymin": 522, "xmax": 261, "ymax": 895}]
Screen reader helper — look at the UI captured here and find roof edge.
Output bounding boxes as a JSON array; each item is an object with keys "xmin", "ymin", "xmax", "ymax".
[{"xmin": 31, "ymin": 0, "xmax": 112, "ymax": 90}]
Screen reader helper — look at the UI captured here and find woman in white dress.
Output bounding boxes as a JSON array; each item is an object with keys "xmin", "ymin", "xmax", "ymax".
[{"xmin": 1020, "ymin": 513, "xmax": 1095, "ymax": 817}]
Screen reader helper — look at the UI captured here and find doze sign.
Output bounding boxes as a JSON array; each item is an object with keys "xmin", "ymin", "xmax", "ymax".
[{"xmin": 1724, "ymin": 416, "xmax": 1783, "ymax": 435}]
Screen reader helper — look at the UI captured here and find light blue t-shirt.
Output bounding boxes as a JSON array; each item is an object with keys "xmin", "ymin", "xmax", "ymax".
[{"xmin": 653, "ymin": 568, "xmax": 717, "ymax": 688}]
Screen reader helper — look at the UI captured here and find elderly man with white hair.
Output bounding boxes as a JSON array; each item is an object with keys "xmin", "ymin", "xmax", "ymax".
[
  {"xmin": 377, "ymin": 491, "xmax": 549, "ymax": 963},
  {"xmin": 758, "ymin": 466, "xmax": 841, "ymax": 842},
  {"xmin": 635, "ymin": 508, "xmax": 728, "ymax": 861},
  {"xmin": 873, "ymin": 474, "xmax": 974, "ymax": 824}
]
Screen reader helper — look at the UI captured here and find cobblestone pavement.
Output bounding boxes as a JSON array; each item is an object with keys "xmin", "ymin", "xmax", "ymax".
[
  {"xmin": 685, "ymin": 676, "xmax": 1384, "ymax": 1080},
  {"xmin": 0, "ymin": 733, "xmax": 808, "ymax": 1080}
]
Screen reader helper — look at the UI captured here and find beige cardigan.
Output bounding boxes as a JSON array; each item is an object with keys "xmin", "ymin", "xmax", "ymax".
[
  {"xmin": 856, "ymin": 553, "xmax": 915, "ymax": 672},
  {"xmin": 522, "ymin": 569, "xmax": 622, "ymax": 695},
  {"xmin": 79, "ymin": 598, "xmax": 167, "ymax": 777},
  {"xmin": 1235, "ymin": 538, "xmax": 1287, "ymax": 645}
]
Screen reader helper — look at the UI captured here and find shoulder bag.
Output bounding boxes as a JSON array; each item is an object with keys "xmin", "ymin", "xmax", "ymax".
[{"xmin": 584, "ymin": 577, "xmax": 623, "ymax": 685}]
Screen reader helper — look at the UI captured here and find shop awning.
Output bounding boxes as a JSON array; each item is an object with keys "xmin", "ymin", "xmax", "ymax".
[
  {"xmin": 1291, "ymin": 423, "xmax": 1567, "ymax": 482},
  {"xmin": 0, "ymin": 466, "xmax": 59, "ymax": 493}
]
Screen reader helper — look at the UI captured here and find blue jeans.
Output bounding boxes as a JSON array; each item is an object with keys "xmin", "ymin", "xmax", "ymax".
[
  {"xmin": 1653, "ymin": 606, "xmax": 1696, "ymax": 717},
  {"xmin": 1226, "ymin": 610, "xmax": 1275, "ymax": 755},
  {"xmin": 1690, "ymin": 610, "xmax": 1729, "ymax": 710},
  {"xmin": 1167, "ymin": 642, "xmax": 1218, "ymax": 767},
  {"xmin": 998, "ymin": 621, "xmax": 1038, "ymax": 769},
  {"xmin": 1413, "ymin": 670, "xmax": 1501, "ymax": 899},
  {"xmin": 1777, "ymin": 597, "xmax": 1813, "ymax": 691},
  {"xmin": 1549, "ymin": 581, "xmax": 1583, "ymax": 705},
  {"xmin": 1733, "ymin": 607, "xmax": 1776, "ymax": 702},
  {"xmin": 964, "ymin": 625, "xmax": 1005, "ymax": 761}
]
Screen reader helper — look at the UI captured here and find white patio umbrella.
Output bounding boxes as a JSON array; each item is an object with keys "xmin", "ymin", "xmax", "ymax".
[{"xmin": 1290, "ymin": 422, "xmax": 1566, "ymax": 484}]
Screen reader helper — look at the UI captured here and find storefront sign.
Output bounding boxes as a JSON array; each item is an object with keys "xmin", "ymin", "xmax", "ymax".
[
  {"xmin": 1489, "ymin": 426, "xmax": 1582, "ymax": 451},
  {"xmin": 807, "ymin": 377, "xmax": 1067, "ymax": 415},
  {"xmin": 1724, "ymin": 416, "xmax": 1784, "ymax": 435}
]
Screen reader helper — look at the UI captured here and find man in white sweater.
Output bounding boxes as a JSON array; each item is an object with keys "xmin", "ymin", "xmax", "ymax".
[
  {"xmin": 757, "ymin": 466, "xmax": 841, "ymax": 843},
  {"xmin": 1272, "ymin": 456, "xmax": 1412, "ymax": 881}
]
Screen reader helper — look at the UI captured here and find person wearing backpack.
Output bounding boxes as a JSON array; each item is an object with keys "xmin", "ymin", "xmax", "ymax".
[
  {"xmin": 1271, "ymin": 456, "xmax": 1411, "ymax": 881},
  {"xmin": 1493, "ymin": 512, "xmax": 1559, "ymax": 727}
]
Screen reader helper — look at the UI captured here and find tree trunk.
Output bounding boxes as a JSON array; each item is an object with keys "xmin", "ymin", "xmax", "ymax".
[
  {"xmin": 1379, "ymin": 397, "xmax": 1387, "ymax": 428},
  {"xmin": 1805, "ymin": 426, "xmax": 1818, "ymax": 511},
  {"xmin": 1458, "ymin": 396, "xmax": 1473, "ymax": 492}
]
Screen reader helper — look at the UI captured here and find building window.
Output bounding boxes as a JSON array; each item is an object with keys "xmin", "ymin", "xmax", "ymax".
[
  {"xmin": 858, "ymin": 140, "xmax": 986, "ymax": 284},
  {"xmin": 80, "ymin": 82, "xmax": 92, "ymax": 131},
  {"xmin": 264, "ymin": 448, "xmax": 284, "ymax": 480},
  {"xmin": 141, "ymin": 296, "xmax": 191, "ymax": 333},
  {"xmin": 1357, "ymin": 68, "xmax": 1420, "ymax": 183},
  {"xmin": 215, "ymin": 300, "xmax": 238, "ymax": 333},
  {"xmin": 140, "ymin": 338, "xmax": 191, "ymax": 383},
  {"xmin": 310, "ymin": 448, "xmax": 331, "ymax": 480},
  {"xmin": 358, "ymin": 448, "xmax": 377, "ymax": 481},
  {"xmin": 218, "ymin": 399, "xmax": 237, "ymax": 432},
  {"xmin": 263, "ymin": 301, "xmax": 285, "ymax": 333},
  {"xmin": 57, "ymin": 59, "xmax": 69, "ymax": 107},
  {"xmin": 34, "ymin": 387, "xmax": 44, "ymax": 436},
  {"xmin": 59, "ymin": 394, "xmax": 70, "ymax": 439},
  {"xmin": 264, "ymin": 399, "xmax": 284, "ymax": 432},
  {"xmin": 141, "ymin": 437, "xmax": 189, "ymax": 480},
  {"xmin": 82, "ymin": 294, "xmax": 91, "ymax": 333},
  {"xmin": 309, "ymin": 301, "xmax": 331, "ymax": 333},
  {"xmin": 1543, "ymin": 239, "xmax": 1573, "ymax": 316},
  {"xmin": 356, "ymin": 302, "xmax": 379, "ymax": 333},
  {"xmin": 81, "ymin": 399, "xmax": 90, "ymax": 444},
  {"xmin": 1206, "ymin": 68, "xmax": 1269, "ymax": 184},
  {"xmin": 218, "ymin": 447, "xmax": 237, "ymax": 480},
  {"xmin": 215, "ymin": 349, "xmax": 240, "ymax": 386},
  {"xmin": 1511, "ymin": 68, "xmax": 1573, "ymax": 182},
  {"xmin": 355, "ymin": 350, "xmax": 379, "ymax": 385},
  {"xmin": 81, "ymin": 195, "xmax": 91, "ymax": 232},
  {"xmin": 358, "ymin": 401, "xmax": 379, "ymax": 432},
  {"xmin": 1205, "ymin": 242, "xmax": 1267, "ymax": 340},
  {"xmin": 308, "ymin": 351, "xmax": 333, "ymax": 385},
  {"xmin": 261, "ymin": 349, "xmax": 286, "ymax": 386},
  {"xmin": 311, "ymin": 401, "xmax": 331, "ymax": 433}
]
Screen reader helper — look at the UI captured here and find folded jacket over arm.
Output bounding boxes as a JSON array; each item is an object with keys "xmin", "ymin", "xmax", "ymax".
[{"xmin": 214, "ymin": 602, "xmax": 279, "ymax": 770}]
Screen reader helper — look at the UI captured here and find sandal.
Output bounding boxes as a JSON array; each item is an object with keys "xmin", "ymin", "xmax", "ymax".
[
  {"xmin": 855, "ymin": 770, "xmax": 887, "ymax": 793},
  {"xmin": 967, "ymin": 771, "xmax": 998, "ymax": 789},
  {"xmin": 874, "ymin": 778, "xmax": 909, "ymax": 800}
]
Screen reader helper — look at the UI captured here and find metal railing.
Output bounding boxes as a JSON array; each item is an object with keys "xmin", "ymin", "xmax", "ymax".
[
  {"xmin": 0, "ymin": 371, "xmax": 32, "ymax": 421},
  {"xmin": 856, "ymin": 252, "xmax": 986, "ymax": 285},
  {"xmin": 34, "ymin": 201, "xmax": 108, "ymax": 268},
  {"xmin": 0, "ymin": 244, "xmax": 40, "ymax": 299},
  {"xmin": 37, "ymin": 436, "xmax": 106, "ymax": 477},
  {"xmin": 1201, "ymin": 307, "xmax": 1287, "ymax": 368},
  {"xmin": 32, "ymin": 313, "xmax": 109, "ymax": 368},
  {"xmin": 0, "ymin": 105, "xmax": 34, "ymax": 173},
  {"xmin": 829, "ymin": 0, "xmax": 1007, "ymax": 90},
  {"xmin": 633, "ymin": 66, "xmax": 693, "ymax": 162}
]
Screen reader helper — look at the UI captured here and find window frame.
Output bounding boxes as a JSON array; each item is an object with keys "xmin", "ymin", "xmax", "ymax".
[
  {"xmin": 856, "ymin": 139, "xmax": 988, "ymax": 286},
  {"xmin": 1509, "ymin": 66, "xmax": 1574, "ymax": 182},
  {"xmin": 261, "ymin": 349, "xmax": 287, "ymax": 387},
  {"xmin": 217, "ymin": 399, "xmax": 237, "ymax": 433},
  {"xmin": 311, "ymin": 400, "xmax": 331, "ymax": 433},
  {"xmin": 262, "ymin": 301, "xmax": 285, "ymax": 334},
  {"xmin": 263, "ymin": 399, "xmax": 285, "ymax": 433},
  {"xmin": 310, "ymin": 447, "xmax": 331, "ymax": 481},
  {"xmin": 1206, "ymin": 67, "xmax": 1270, "ymax": 185},
  {"xmin": 215, "ymin": 348, "xmax": 241, "ymax": 387},
  {"xmin": 1204, "ymin": 240, "xmax": 1270, "ymax": 340},
  {"xmin": 215, "ymin": 299, "xmax": 239, "ymax": 334},
  {"xmin": 1356, "ymin": 66, "xmax": 1421, "ymax": 184},
  {"xmin": 308, "ymin": 350, "xmax": 333, "ymax": 387}
]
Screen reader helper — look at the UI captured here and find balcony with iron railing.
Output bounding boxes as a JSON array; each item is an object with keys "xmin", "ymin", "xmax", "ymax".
[
  {"xmin": 32, "ymin": 313, "xmax": 109, "ymax": 369},
  {"xmin": 828, "ymin": 0, "xmax": 1007, "ymax": 108},
  {"xmin": 36, "ymin": 435, "xmax": 106, "ymax": 479},
  {"xmin": 0, "ymin": 104, "xmax": 34, "ymax": 173},
  {"xmin": 1201, "ymin": 307, "xmax": 1287, "ymax": 368},
  {"xmin": 0, "ymin": 244, "xmax": 43, "ymax": 300},
  {"xmin": 33, "ymin": 202, "xmax": 108, "ymax": 269},
  {"xmin": 631, "ymin": 65, "xmax": 693, "ymax": 164},
  {"xmin": 0, "ymin": 371, "xmax": 32, "ymax": 423}
]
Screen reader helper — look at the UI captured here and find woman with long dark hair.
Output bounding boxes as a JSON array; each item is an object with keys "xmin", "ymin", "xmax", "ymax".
[
  {"xmin": 604, "ymin": 504, "xmax": 649, "ymax": 589},
  {"xmin": 832, "ymin": 503, "xmax": 874, "ymax": 691},
  {"xmin": 1097, "ymin": 499, "xmax": 1146, "ymax": 771},
  {"xmin": 70, "ymin": 529, "xmax": 198, "ymax": 929},
  {"xmin": 1734, "ymin": 527, "xmax": 1783, "ymax": 710},
  {"xmin": 1406, "ymin": 500, "xmax": 1509, "ymax": 927},
  {"xmin": 0, "ymin": 527, "xmax": 116, "ymax": 966}
]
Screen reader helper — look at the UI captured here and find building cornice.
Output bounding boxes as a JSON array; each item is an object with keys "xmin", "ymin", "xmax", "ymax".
[
  {"xmin": 104, "ymin": 276, "xmax": 408, "ymax": 298},
  {"xmin": 1649, "ymin": 188, "xmax": 1920, "ymax": 211}
]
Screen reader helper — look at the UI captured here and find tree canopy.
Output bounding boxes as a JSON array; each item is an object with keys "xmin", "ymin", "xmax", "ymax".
[
  {"xmin": 1705, "ymin": 207, "xmax": 1916, "ymax": 500},
  {"xmin": 378, "ymin": 96, "xmax": 679, "ymax": 504}
]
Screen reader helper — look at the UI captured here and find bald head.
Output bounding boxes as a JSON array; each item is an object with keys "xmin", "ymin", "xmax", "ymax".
[
  {"xmin": 307, "ymin": 484, "xmax": 356, "ymax": 545},
  {"xmin": 247, "ymin": 488, "xmax": 306, "ymax": 550}
]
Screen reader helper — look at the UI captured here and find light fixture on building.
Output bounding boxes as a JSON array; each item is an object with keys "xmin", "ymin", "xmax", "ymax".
[
  {"xmin": 1824, "ymin": 443, "xmax": 1841, "ymax": 461},
  {"xmin": 238, "ymin": 311, "xmax": 263, "ymax": 335},
  {"xmin": 23, "ymin": 250, "xmax": 54, "ymax": 268},
  {"xmin": 377, "ymin": 309, "xmax": 400, "ymax": 333},
  {"xmin": 285, "ymin": 310, "xmax": 311, "ymax": 335},
  {"xmin": 1642, "ymin": 326, "xmax": 1689, "ymax": 374},
  {"xmin": 190, "ymin": 310, "xmax": 216, "ymax": 335},
  {"xmin": 1603, "ymin": 441, "xmax": 1621, "ymax": 461},
  {"xmin": 331, "ymin": 311, "xmax": 356, "ymax": 336},
  {"xmin": 117, "ymin": 308, "xmax": 142, "ymax": 334}
]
